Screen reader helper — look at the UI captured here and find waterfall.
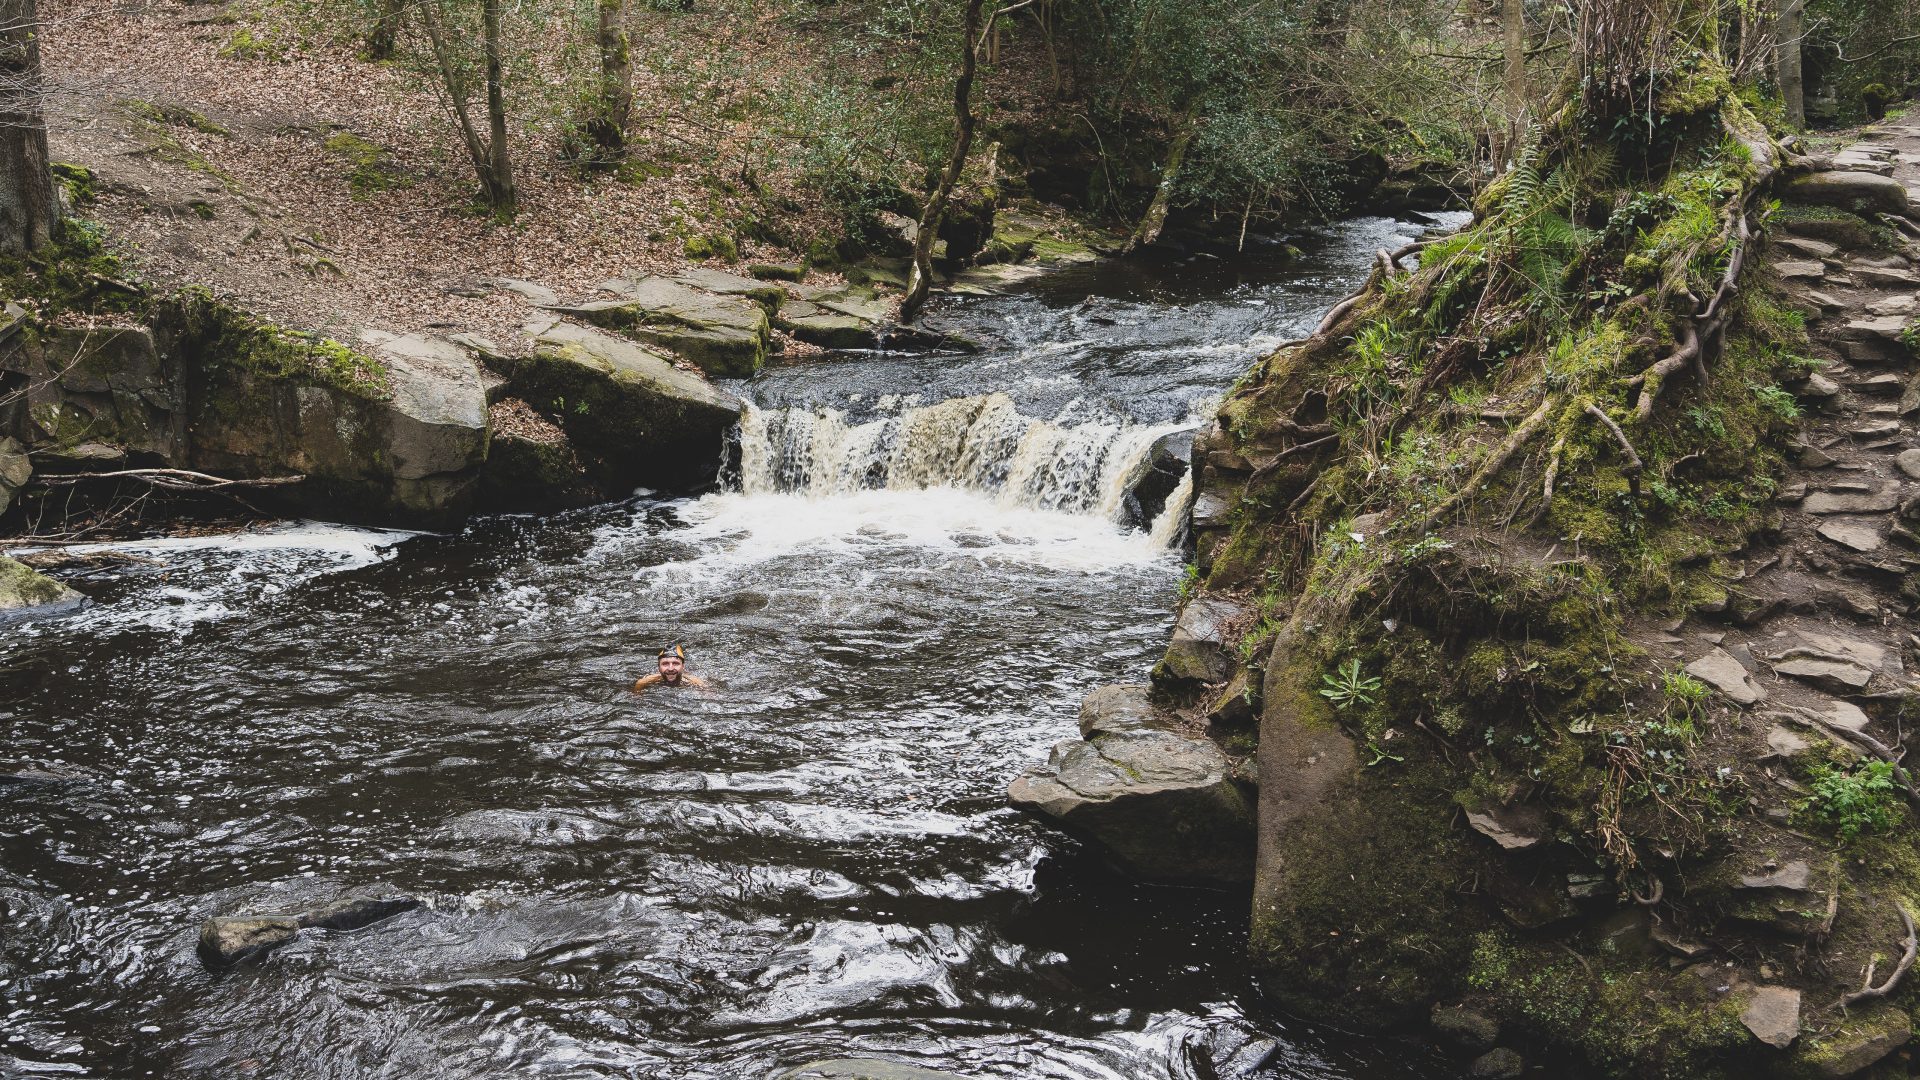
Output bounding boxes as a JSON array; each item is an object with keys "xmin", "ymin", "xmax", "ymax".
[{"xmin": 734, "ymin": 394, "xmax": 1192, "ymax": 539}]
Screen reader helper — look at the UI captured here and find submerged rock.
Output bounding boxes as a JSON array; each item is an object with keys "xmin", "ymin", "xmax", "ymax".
[
  {"xmin": 0, "ymin": 556, "xmax": 84, "ymax": 620},
  {"xmin": 197, "ymin": 892, "xmax": 420, "ymax": 968},
  {"xmin": 198, "ymin": 915, "xmax": 301, "ymax": 966},
  {"xmin": 1009, "ymin": 683, "xmax": 1254, "ymax": 884},
  {"xmin": 771, "ymin": 1060, "xmax": 970, "ymax": 1080}
]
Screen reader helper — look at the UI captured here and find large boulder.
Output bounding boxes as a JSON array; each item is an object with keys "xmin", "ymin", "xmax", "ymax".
[
  {"xmin": 553, "ymin": 275, "xmax": 769, "ymax": 378},
  {"xmin": 1785, "ymin": 170, "xmax": 1913, "ymax": 217},
  {"xmin": 496, "ymin": 320, "xmax": 742, "ymax": 494},
  {"xmin": 0, "ymin": 556, "xmax": 84, "ymax": 620},
  {"xmin": 186, "ymin": 329, "xmax": 491, "ymax": 525},
  {"xmin": 1, "ymin": 320, "xmax": 186, "ymax": 463},
  {"xmin": 1009, "ymin": 683, "xmax": 1254, "ymax": 884}
]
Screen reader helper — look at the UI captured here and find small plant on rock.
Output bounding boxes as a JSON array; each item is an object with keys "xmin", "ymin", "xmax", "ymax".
[
  {"xmin": 1319, "ymin": 658, "xmax": 1380, "ymax": 711},
  {"xmin": 1799, "ymin": 760, "xmax": 1904, "ymax": 842}
]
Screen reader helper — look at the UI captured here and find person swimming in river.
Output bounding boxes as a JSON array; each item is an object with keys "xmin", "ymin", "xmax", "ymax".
[{"xmin": 633, "ymin": 644, "xmax": 707, "ymax": 692}]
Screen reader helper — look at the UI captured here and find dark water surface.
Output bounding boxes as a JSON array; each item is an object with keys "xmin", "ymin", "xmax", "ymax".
[{"xmin": 1, "ymin": 218, "xmax": 1463, "ymax": 1079}]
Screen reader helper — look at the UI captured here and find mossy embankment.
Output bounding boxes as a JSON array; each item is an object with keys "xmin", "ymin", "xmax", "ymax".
[{"xmin": 1168, "ymin": 47, "xmax": 1920, "ymax": 1080}]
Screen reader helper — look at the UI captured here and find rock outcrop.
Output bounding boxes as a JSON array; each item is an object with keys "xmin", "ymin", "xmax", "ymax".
[
  {"xmin": 1018, "ymin": 100, "xmax": 1920, "ymax": 1080},
  {"xmin": 1008, "ymin": 683, "xmax": 1254, "ymax": 884},
  {"xmin": 552, "ymin": 274, "xmax": 771, "ymax": 378},
  {"xmin": 494, "ymin": 319, "xmax": 743, "ymax": 495}
]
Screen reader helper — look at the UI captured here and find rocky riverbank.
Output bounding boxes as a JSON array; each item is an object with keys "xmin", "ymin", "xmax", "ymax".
[{"xmin": 1013, "ymin": 102, "xmax": 1920, "ymax": 1079}]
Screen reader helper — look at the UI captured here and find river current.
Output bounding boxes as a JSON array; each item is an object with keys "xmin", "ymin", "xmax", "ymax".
[{"xmin": 1, "ymin": 217, "xmax": 1462, "ymax": 1079}]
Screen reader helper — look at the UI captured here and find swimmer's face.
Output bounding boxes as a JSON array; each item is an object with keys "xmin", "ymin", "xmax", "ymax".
[{"xmin": 658, "ymin": 655, "xmax": 685, "ymax": 684}]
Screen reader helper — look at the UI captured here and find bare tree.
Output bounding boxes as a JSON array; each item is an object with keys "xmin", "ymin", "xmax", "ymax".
[
  {"xmin": 579, "ymin": 0, "xmax": 633, "ymax": 160},
  {"xmin": 900, "ymin": 0, "xmax": 988, "ymax": 324},
  {"xmin": 1499, "ymin": 0, "xmax": 1526, "ymax": 166},
  {"xmin": 365, "ymin": 0, "xmax": 405, "ymax": 62},
  {"xmin": 0, "ymin": 0, "xmax": 56, "ymax": 254},
  {"xmin": 419, "ymin": 0, "xmax": 516, "ymax": 214},
  {"xmin": 1775, "ymin": 0, "xmax": 1805, "ymax": 128}
]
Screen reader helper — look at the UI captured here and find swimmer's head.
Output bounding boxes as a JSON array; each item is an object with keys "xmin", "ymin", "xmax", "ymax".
[{"xmin": 657, "ymin": 644, "xmax": 687, "ymax": 683}]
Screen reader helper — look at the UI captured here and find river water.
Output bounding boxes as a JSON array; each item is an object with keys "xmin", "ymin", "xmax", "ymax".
[{"xmin": 1, "ymin": 217, "xmax": 1462, "ymax": 1080}]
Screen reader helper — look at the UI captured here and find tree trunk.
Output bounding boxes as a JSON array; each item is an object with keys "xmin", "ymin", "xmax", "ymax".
[
  {"xmin": 582, "ymin": 0, "xmax": 632, "ymax": 157},
  {"xmin": 1120, "ymin": 117, "xmax": 1193, "ymax": 255},
  {"xmin": 1776, "ymin": 0, "xmax": 1805, "ymax": 128},
  {"xmin": 1499, "ymin": 0, "xmax": 1527, "ymax": 166},
  {"xmin": 481, "ymin": 0, "xmax": 516, "ymax": 214},
  {"xmin": 365, "ymin": 0, "xmax": 403, "ymax": 61},
  {"xmin": 900, "ymin": 0, "xmax": 986, "ymax": 325},
  {"xmin": 0, "ymin": 0, "xmax": 57, "ymax": 255}
]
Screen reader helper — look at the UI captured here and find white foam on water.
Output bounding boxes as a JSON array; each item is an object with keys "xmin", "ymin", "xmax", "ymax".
[
  {"xmin": 641, "ymin": 487, "xmax": 1176, "ymax": 579},
  {"xmin": 7, "ymin": 522, "xmax": 415, "ymax": 638}
]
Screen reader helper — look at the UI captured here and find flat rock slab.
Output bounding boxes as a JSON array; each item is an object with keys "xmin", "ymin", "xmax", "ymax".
[
  {"xmin": 1803, "ymin": 489, "xmax": 1900, "ymax": 514},
  {"xmin": 1787, "ymin": 170, "xmax": 1914, "ymax": 216},
  {"xmin": 557, "ymin": 276, "xmax": 769, "ymax": 378},
  {"xmin": 1775, "ymin": 657, "xmax": 1874, "ymax": 693},
  {"xmin": 1767, "ymin": 725, "xmax": 1813, "ymax": 758},
  {"xmin": 1740, "ymin": 860, "xmax": 1815, "ymax": 893},
  {"xmin": 671, "ymin": 268, "xmax": 785, "ymax": 311},
  {"xmin": 1817, "ymin": 521, "xmax": 1884, "ymax": 552},
  {"xmin": 1776, "ymin": 260, "xmax": 1826, "ymax": 280},
  {"xmin": 1741, "ymin": 985, "xmax": 1802, "ymax": 1048},
  {"xmin": 1009, "ymin": 727, "xmax": 1253, "ymax": 884},
  {"xmin": 1686, "ymin": 647, "xmax": 1765, "ymax": 706}
]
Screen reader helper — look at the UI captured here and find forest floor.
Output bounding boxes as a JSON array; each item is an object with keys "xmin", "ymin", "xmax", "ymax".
[{"xmin": 34, "ymin": 0, "xmax": 1052, "ymax": 352}]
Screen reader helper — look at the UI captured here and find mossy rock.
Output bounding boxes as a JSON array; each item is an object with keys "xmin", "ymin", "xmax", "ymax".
[
  {"xmin": 495, "ymin": 320, "xmax": 741, "ymax": 494},
  {"xmin": 551, "ymin": 276, "xmax": 768, "ymax": 378},
  {"xmin": 0, "ymin": 557, "xmax": 83, "ymax": 620}
]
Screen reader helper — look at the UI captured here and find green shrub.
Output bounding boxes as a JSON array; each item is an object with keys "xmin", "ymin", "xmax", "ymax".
[{"xmin": 1799, "ymin": 760, "xmax": 1904, "ymax": 841}]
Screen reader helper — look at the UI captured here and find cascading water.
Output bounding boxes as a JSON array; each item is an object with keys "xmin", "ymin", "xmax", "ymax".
[{"xmin": 735, "ymin": 394, "xmax": 1196, "ymax": 537}]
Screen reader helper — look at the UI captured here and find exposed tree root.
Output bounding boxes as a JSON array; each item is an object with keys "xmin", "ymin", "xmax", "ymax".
[
  {"xmin": 1420, "ymin": 393, "xmax": 1559, "ymax": 527},
  {"xmin": 1834, "ymin": 905, "xmax": 1917, "ymax": 1012},
  {"xmin": 1584, "ymin": 401, "xmax": 1643, "ymax": 498}
]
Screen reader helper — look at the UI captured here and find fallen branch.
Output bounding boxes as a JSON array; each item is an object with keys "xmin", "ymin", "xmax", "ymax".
[
  {"xmin": 1834, "ymin": 905, "xmax": 1917, "ymax": 1011},
  {"xmin": 35, "ymin": 468, "xmax": 304, "ymax": 493},
  {"xmin": 1584, "ymin": 402, "xmax": 1644, "ymax": 498}
]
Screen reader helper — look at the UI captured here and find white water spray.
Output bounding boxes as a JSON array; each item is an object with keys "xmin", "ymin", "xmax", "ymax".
[{"xmin": 735, "ymin": 394, "xmax": 1193, "ymax": 541}]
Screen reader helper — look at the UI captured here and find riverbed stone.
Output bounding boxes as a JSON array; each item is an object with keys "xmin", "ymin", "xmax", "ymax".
[
  {"xmin": 1009, "ymin": 715, "xmax": 1254, "ymax": 884},
  {"xmin": 1468, "ymin": 1048, "xmax": 1524, "ymax": 1080},
  {"xmin": 555, "ymin": 275, "xmax": 770, "ymax": 377},
  {"xmin": 772, "ymin": 1060, "xmax": 970, "ymax": 1080},
  {"xmin": 1430, "ymin": 1003, "xmax": 1500, "ymax": 1052},
  {"xmin": 198, "ymin": 915, "xmax": 302, "ymax": 966},
  {"xmin": 0, "ymin": 556, "xmax": 84, "ymax": 620},
  {"xmin": 497, "ymin": 320, "xmax": 742, "ymax": 494},
  {"xmin": 1787, "ymin": 170, "xmax": 1914, "ymax": 217}
]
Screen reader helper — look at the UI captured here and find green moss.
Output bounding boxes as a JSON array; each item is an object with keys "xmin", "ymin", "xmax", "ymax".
[
  {"xmin": 684, "ymin": 233, "xmax": 738, "ymax": 261},
  {"xmin": 123, "ymin": 99, "xmax": 230, "ymax": 137},
  {"xmin": 324, "ymin": 131, "xmax": 410, "ymax": 199},
  {"xmin": 218, "ymin": 26, "xmax": 286, "ymax": 61},
  {"xmin": 182, "ymin": 295, "xmax": 391, "ymax": 400}
]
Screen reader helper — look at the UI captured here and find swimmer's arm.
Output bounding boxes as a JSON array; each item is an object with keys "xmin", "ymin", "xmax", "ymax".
[{"xmin": 631, "ymin": 674, "xmax": 663, "ymax": 693}]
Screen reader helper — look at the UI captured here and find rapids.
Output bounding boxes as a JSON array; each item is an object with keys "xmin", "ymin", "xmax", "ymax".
[{"xmin": 0, "ymin": 216, "xmax": 1464, "ymax": 1079}]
